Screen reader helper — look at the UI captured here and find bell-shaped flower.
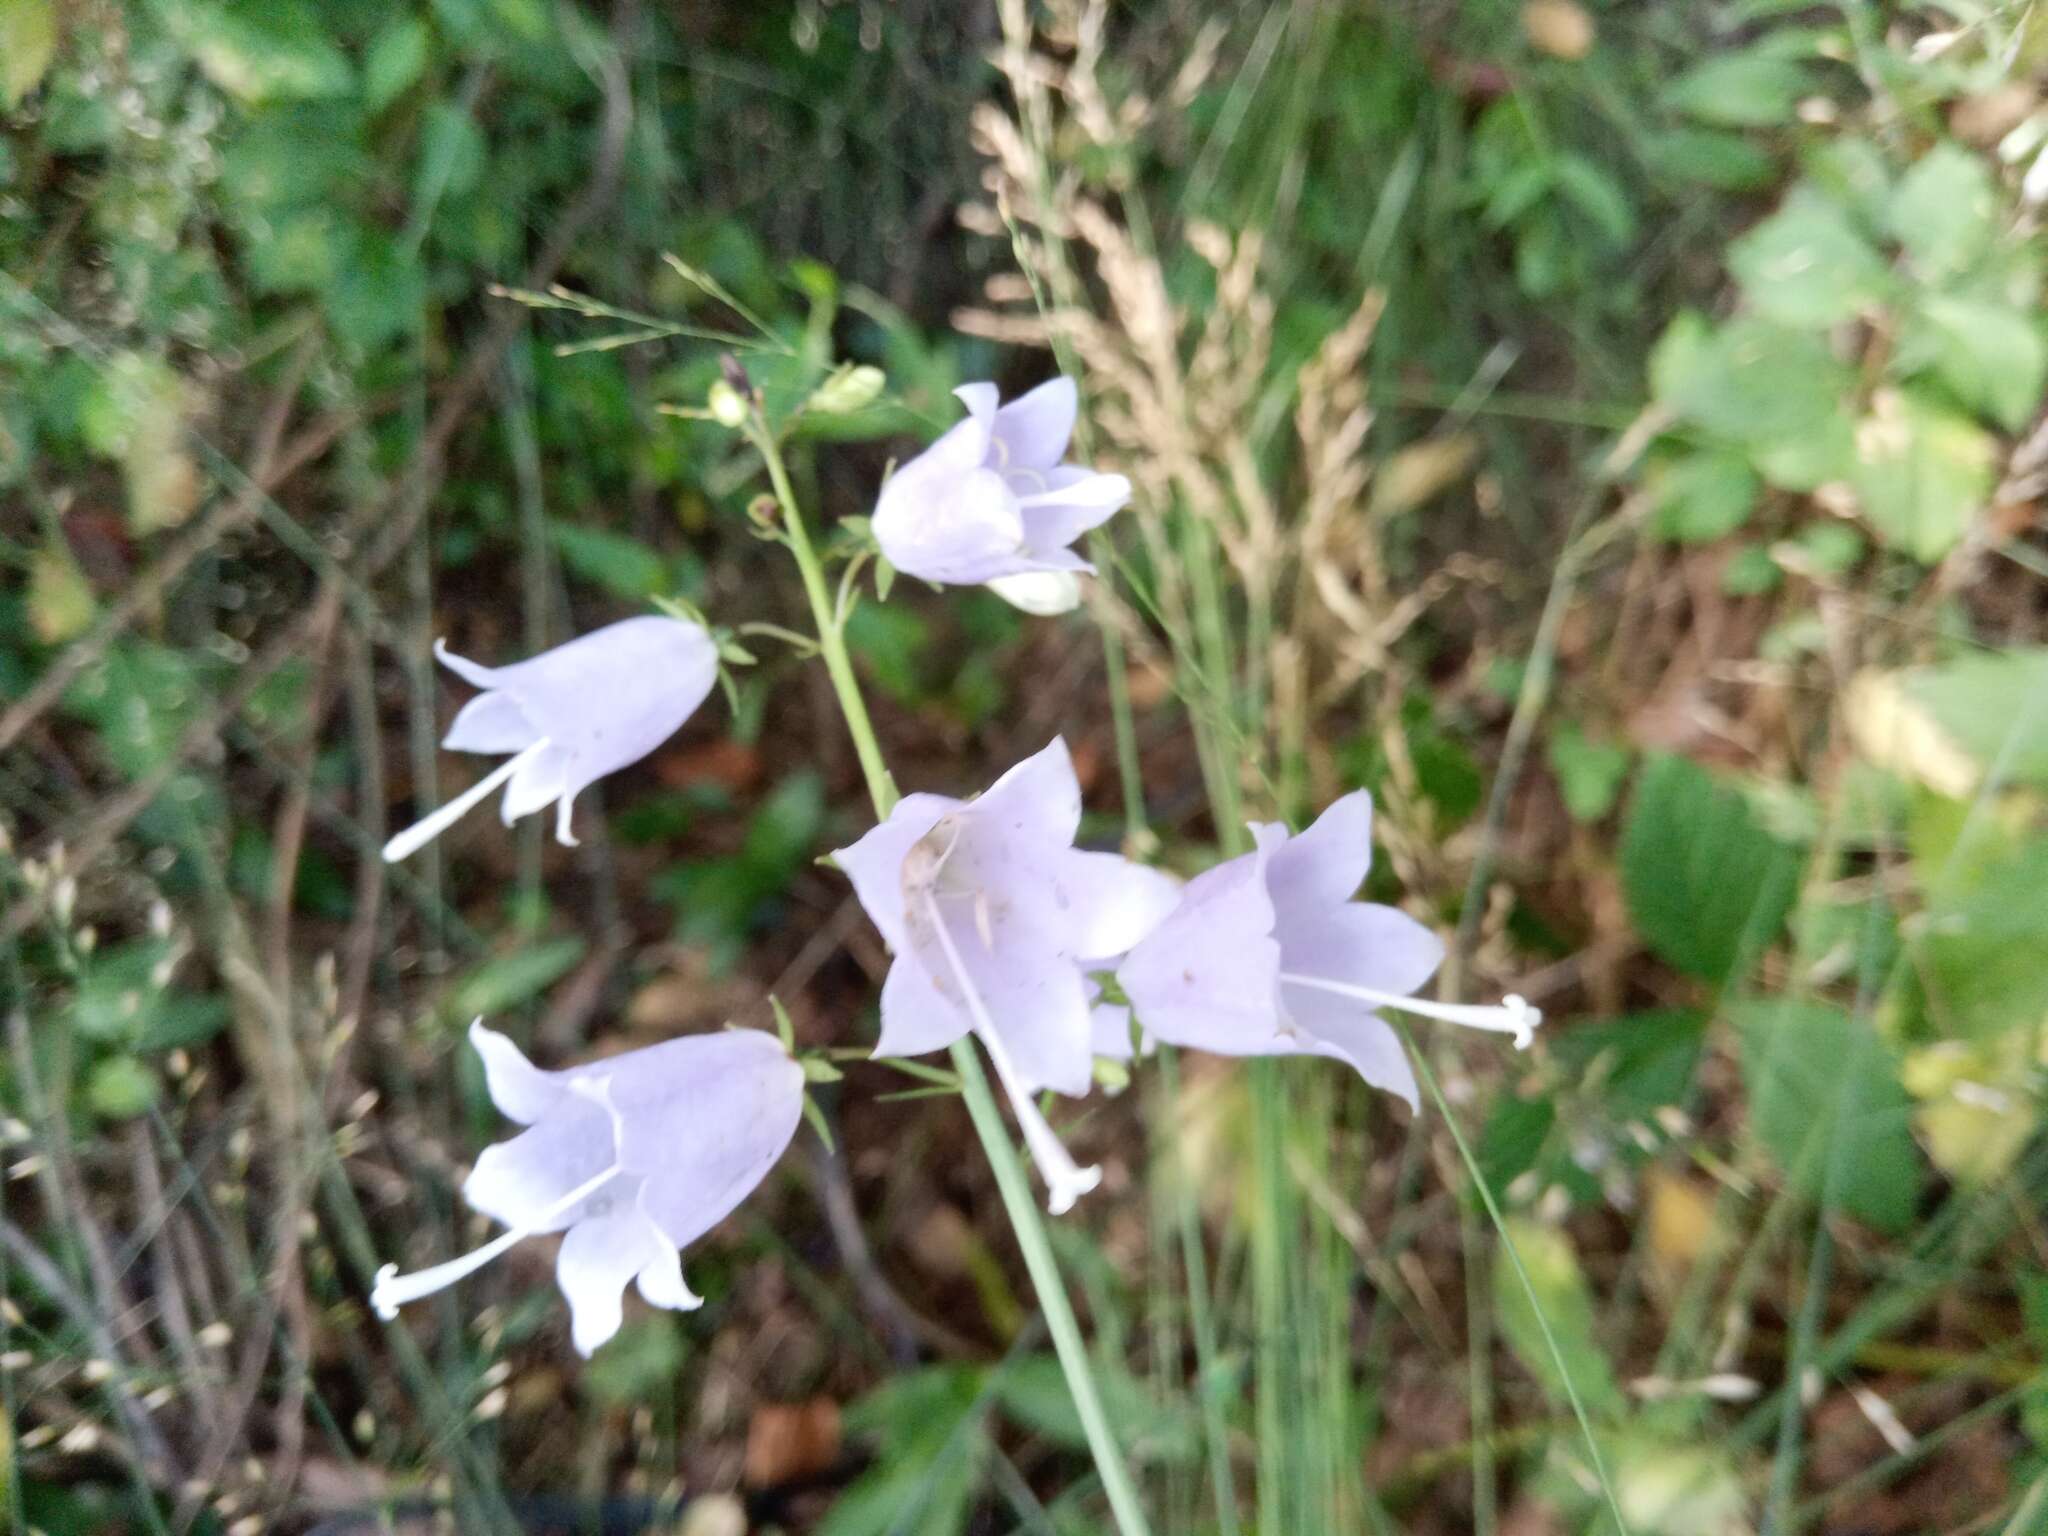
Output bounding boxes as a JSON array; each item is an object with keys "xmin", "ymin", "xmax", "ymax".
[
  {"xmin": 1115, "ymin": 792, "xmax": 1539, "ymax": 1110},
  {"xmin": 384, "ymin": 615, "xmax": 718, "ymax": 861},
  {"xmin": 370, "ymin": 1021, "xmax": 804, "ymax": 1356},
  {"xmin": 832, "ymin": 738, "xmax": 1179, "ymax": 1213},
  {"xmin": 870, "ymin": 379, "xmax": 1130, "ymax": 609}
]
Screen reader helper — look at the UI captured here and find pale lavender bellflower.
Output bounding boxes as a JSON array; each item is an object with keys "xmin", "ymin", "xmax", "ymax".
[
  {"xmin": 1114, "ymin": 792, "xmax": 1539, "ymax": 1109},
  {"xmin": 832, "ymin": 738, "xmax": 1179, "ymax": 1212},
  {"xmin": 384, "ymin": 615, "xmax": 717, "ymax": 860},
  {"xmin": 370, "ymin": 1021, "xmax": 804, "ymax": 1356},
  {"xmin": 870, "ymin": 379, "xmax": 1131, "ymax": 611}
]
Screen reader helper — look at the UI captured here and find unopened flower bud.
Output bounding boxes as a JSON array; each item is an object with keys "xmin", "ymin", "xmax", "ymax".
[
  {"xmin": 707, "ymin": 380, "xmax": 748, "ymax": 428},
  {"xmin": 808, "ymin": 364, "xmax": 885, "ymax": 416}
]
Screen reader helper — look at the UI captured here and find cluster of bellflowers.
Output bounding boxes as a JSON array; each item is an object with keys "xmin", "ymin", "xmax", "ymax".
[{"xmin": 368, "ymin": 375, "xmax": 1538, "ymax": 1354}]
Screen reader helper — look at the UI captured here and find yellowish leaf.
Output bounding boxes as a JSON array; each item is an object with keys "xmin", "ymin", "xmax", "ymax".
[
  {"xmin": 27, "ymin": 539, "xmax": 95, "ymax": 644},
  {"xmin": 0, "ymin": 0, "xmax": 57, "ymax": 110}
]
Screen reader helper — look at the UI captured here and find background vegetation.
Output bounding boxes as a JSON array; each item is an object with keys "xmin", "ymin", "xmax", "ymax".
[{"xmin": 5, "ymin": 1, "xmax": 2048, "ymax": 1532}]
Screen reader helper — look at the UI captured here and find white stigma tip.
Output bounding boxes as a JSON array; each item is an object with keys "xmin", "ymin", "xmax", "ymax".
[
  {"xmin": 1045, "ymin": 1163, "xmax": 1103, "ymax": 1217},
  {"xmin": 370, "ymin": 1264, "xmax": 401, "ymax": 1321},
  {"xmin": 1502, "ymin": 994, "xmax": 1541, "ymax": 1050}
]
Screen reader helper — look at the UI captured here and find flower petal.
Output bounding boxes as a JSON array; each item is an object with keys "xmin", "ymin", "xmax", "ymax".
[
  {"xmin": 498, "ymin": 742, "xmax": 568, "ymax": 824},
  {"xmin": 875, "ymin": 951, "xmax": 970, "ymax": 1059},
  {"xmin": 991, "ymin": 376, "xmax": 1076, "ymax": 470},
  {"xmin": 599, "ymin": 1031, "xmax": 806, "ymax": 1250},
  {"xmin": 952, "ymin": 382, "xmax": 1001, "ymax": 449},
  {"xmin": 433, "ymin": 637, "xmax": 504, "ymax": 692},
  {"xmin": 1278, "ymin": 902, "xmax": 1445, "ymax": 1010},
  {"xmin": 832, "ymin": 793, "xmax": 958, "ymax": 954},
  {"xmin": 443, "ymin": 691, "xmax": 539, "ymax": 754},
  {"xmin": 964, "ymin": 737, "xmax": 1084, "ymax": 854},
  {"xmin": 468, "ymin": 1019, "xmax": 569, "ymax": 1125},
  {"xmin": 1089, "ymin": 998, "xmax": 1146, "ymax": 1061},
  {"xmin": 1281, "ymin": 1012, "xmax": 1418, "ymax": 1111},
  {"xmin": 873, "ymin": 464, "xmax": 1025, "ymax": 585},
  {"xmin": 1116, "ymin": 850, "xmax": 1285, "ymax": 1054},
  {"xmin": 463, "ymin": 1106, "xmax": 615, "ymax": 1233},
  {"xmin": 1059, "ymin": 850, "xmax": 1182, "ymax": 963},
  {"xmin": 506, "ymin": 617, "xmax": 719, "ymax": 805},
  {"xmin": 1255, "ymin": 790, "xmax": 1375, "ymax": 922},
  {"xmin": 1017, "ymin": 470, "xmax": 1131, "ymax": 553},
  {"xmin": 987, "ymin": 570, "xmax": 1084, "ymax": 615},
  {"xmin": 556, "ymin": 1204, "xmax": 671, "ymax": 1356}
]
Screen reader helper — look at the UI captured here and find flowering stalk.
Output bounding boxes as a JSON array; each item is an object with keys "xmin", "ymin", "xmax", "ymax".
[{"xmin": 745, "ymin": 403, "xmax": 1156, "ymax": 1536}]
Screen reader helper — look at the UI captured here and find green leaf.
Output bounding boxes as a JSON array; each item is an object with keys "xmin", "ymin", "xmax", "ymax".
[
  {"xmin": 1493, "ymin": 1217, "xmax": 1625, "ymax": 1418},
  {"xmin": 1890, "ymin": 648, "xmax": 2048, "ymax": 791},
  {"xmin": 323, "ymin": 232, "xmax": 424, "ymax": 352},
  {"xmin": 1621, "ymin": 753, "xmax": 1805, "ymax": 982},
  {"xmin": 1889, "ymin": 143, "xmax": 1999, "ymax": 281},
  {"xmin": 1848, "ymin": 388, "xmax": 1996, "ymax": 563},
  {"xmin": 1475, "ymin": 1094, "xmax": 1555, "ymax": 1192},
  {"xmin": 845, "ymin": 602, "xmax": 929, "ymax": 704},
  {"xmin": 1720, "ymin": 543, "xmax": 1781, "ymax": 595},
  {"xmin": 27, "ymin": 538, "xmax": 94, "ymax": 644},
  {"xmin": 1728, "ymin": 188, "xmax": 1889, "ymax": 327},
  {"xmin": 1546, "ymin": 723, "xmax": 1631, "ymax": 823},
  {"xmin": 1735, "ymin": 998, "xmax": 1921, "ymax": 1232},
  {"xmin": 994, "ymin": 1356, "xmax": 1199, "ymax": 1465},
  {"xmin": 446, "ymin": 936, "xmax": 587, "ymax": 1020},
  {"xmin": 178, "ymin": 1, "xmax": 355, "ymax": 104},
  {"xmin": 0, "ymin": 0, "xmax": 57, "ymax": 110},
  {"xmin": 413, "ymin": 100, "xmax": 485, "ymax": 206},
  {"xmin": 363, "ymin": 16, "xmax": 431, "ymax": 113},
  {"xmin": 549, "ymin": 522, "xmax": 667, "ymax": 599},
  {"xmin": 1654, "ymin": 316, "xmax": 1850, "ymax": 447},
  {"xmin": 1646, "ymin": 450, "xmax": 1759, "ymax": 542},
  {"xmin": 1643, "ymin": 128, "xmax": 1777, "ymax": 191},
  {"xmin": 1661, "ymin": 52, "xmax": 1810, "ymax": 127},
  {"xmin": 827, "ymin": 1367, "xmax": 988, "ymax": 1536},
  {"xmin": 1896, "ymin": 294, "xmax": 2048, "ymax": 432},
  {"xmin": 84, "ymin": 1055, "xmax": 159, "ymax": 1122},
  {"xmin": 1911, "ymin": 821, "xmax": 2048, "ymax": 1042},
  {"xmin": 583, "ymin": 1316, "xmax": 685, "ymax": 1404}
]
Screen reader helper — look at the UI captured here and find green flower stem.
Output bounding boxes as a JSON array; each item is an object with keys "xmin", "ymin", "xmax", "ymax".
[{"xmin": 749, "ymin": 410, "xmax": 1155, "ymax": 1536}]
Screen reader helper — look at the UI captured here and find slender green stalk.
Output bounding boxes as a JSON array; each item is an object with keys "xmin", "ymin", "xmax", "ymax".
[{"xmin": 748, "ymin": 409, "xmax": 1155, "ymax": 1536}]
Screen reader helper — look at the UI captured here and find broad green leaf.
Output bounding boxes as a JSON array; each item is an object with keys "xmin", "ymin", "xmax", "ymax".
[
  {"xmin": 27, "ymin": 538, "xmax": 94, "ymax": 643},
  {"xmin": 1849, "ymin": 388, "xmax": 1995, "ymax": 562},
  {"xmin": 583, "ymin": 1316, "xmax": 684, "ymax": 1404},
  {"xmin": 1728, "ymin": 187, "xmax": 1888, "ymax": 327},
  {"xmin": 1621, "ymin": 754, "xmax": 1805, "ymax": 983},
  {"xmin": 1494, "ymin": 1217, "xmax": 1625, "ymax": 1418},
  {"xmin": 1911, "ymin": 822, "xmax": 2048, "ymax": 1042},
  {"xmin": 1896, "ymin": 293, "xmax": 2048, "ymax": 432},
  {"xmin": 826, "ymin": 1367, "xmax": 987, "ymax": 1536},
  {"xmin": 78, "ymin": 351, "xmax": 204, "ymax": 531},
  {"xmin": 845, "ymin": 602, "xmax": 929, "ymax": 704},
  {"xmin": 446, "ymin": 936, "xmax": 587, "ymax": 1020},
  {"xmin": 178, "ymin": 1, "xmax": 355, "ymax": 104},
  {"xmin": 1902, "ymin": 1037, "xmax": 2040, "ymax": 1184},
  {"xmin": 413, "ymin": 100, "xmax": 485, "ymax": 207},
  {"xmin": 1646, "ymin": 450, "xmax": 1758, "ymax": 542},
  {"xmin": 549, "ymin": 521, "xmax": 667, "ymax": 599},
  {"xmin": 1890, "ymin": 648, "xmax": 2048, "ymax": 790},
  {"xmin": 1611, "ymin": 1437, "xmax": 1750, "ymax": 1536},
  {"xmin": 323, "ymin": 232, "xmax": 424, "ymax": 351},
  {"xmin": 1549, "ymin": 1010, "xmax": 1707, "ymax": 1124},
  {"xmin": 85, "ymin": 1055, "xmax": 159, "ymax": 1121},
  {"xmin": 1720, "ymin": 543, "xmax": 1781, "ymax": 595},
  {"xmin": 1889, "ymin": 143, "xmax": 1999, "ymax": 281},
  {"xmin": 1654, "ymin": 316, "xmax": 1850, "ymax": 446},
  {"xmin": 0, "ymin": 0, "xmax": 57, "ymax": 109},
  {"xmin": 362, "ymin": 16, "xmax": 430, "ymax": 114},
  {"xmin": 993, "ymin": 1356, "xmax": 1200, "ymax": 1465},
  {"xmin": 1735, "ymin": 998, "xmax": 1921, "ymax": 1232},
  {"xmin": 1642, "ymin": 128, "xmax": 1776, "ymax": 191},
  {"xmin": 1546, "ymin": 723, "xmax": 1631, "ymax": 822},
  {"xmin": 1661, "ymin": 53, "xmax": 1810, "ymax": 127},
  {"xmin": 1475, "ymin": 1093, "xmax": 1554, "ymax": 1192}
]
